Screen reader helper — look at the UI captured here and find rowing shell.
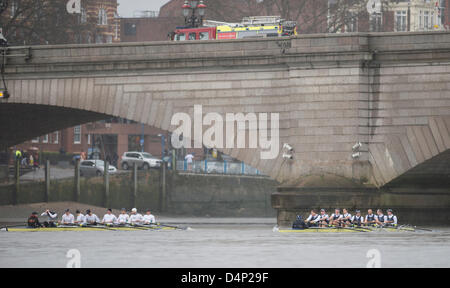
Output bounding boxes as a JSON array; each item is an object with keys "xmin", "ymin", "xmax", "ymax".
[
  {"xmin": 277, "ymin": 226, "xmax": 416, "ymax": 233},
  {"xmin": 0, "ymin": 225, "xmax": 182, "ymax": 232}
]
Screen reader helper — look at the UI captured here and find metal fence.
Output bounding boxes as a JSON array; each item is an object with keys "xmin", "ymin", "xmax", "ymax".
[{"xmin": 176, "ymin": 160, "xmax": 262, "ymax": 176}]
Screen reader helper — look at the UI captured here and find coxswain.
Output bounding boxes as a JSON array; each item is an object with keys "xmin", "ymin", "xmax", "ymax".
[
  {"xmin": 143, "ymin": 210, "xmax": 156, "ymax": 225},
  {"xmin": 304, "ymin": 210, "xmax": 320, "ymax": 227},
  {"xmin": 364, "ymin": 209, "xmax": 377, "ymax": 226},
  {"xmin": 40, "ymin": 209, "xmax": 57, "ymax": 227},
  {"xmin": 376, "ymin": 209, "xmax": 387, "ymax": 226},
  {"xmin": 129, "ymin": 208, "xmax": 143, "ymax": 225},
  {"xmin": 318, "ymin": 209, "xmax": 330, "ymax": 227},
  {"xmin": 102, "ymin": 209, "xmax": 118, "ymax": 225},
  {"xmin": 351, "ymin": 210, "xmax": 364, "ymax": 227},
  {"xmin": 329, "ymin": 209, "xmax": 343, "ymax": 226},
  {"xmin": 341, "ymin": 208, "xmax": 352, "ymax": 227},
  {"xmin": 117, "ymin": 208, "xmax": 130, "ymax": 225},
  {"xmin": 85, "ymin": 209, "xmax": 100, "ymax": 225},
  {"xmin": 385, "ymin": 209, "xmax": 398, "ymax": 227},
  {"xmin": 27, "ymin": 212, "xmax": 42, "ymax": 228},
  {"xmin": 75, "ymin": 210, "xmax": 86, "ymax": 225},
  {"xmin": 60, "ymin": 209, "xmax": 75, "ymax": 225}
]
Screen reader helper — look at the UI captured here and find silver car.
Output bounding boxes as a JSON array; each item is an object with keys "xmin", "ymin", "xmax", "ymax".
[
  {"xmin": 121, "ymin": 152, "xmax": 162, "ymax": 170},
  {"xmin": 79, "ymin": 160, "xmax": 117, "ymax": 177}
]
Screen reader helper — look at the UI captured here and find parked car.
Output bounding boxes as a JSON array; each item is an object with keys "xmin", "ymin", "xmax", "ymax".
[
  {"xmin": 120, "ymin": 152, "xmax": 162, "ymax": 170},
  {"xmin": 79, "ymin": 160, "xmax": 117, "ymax": 177}
]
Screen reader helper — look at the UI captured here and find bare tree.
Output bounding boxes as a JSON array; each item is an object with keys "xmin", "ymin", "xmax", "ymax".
[{"xmin": 0, "ymin": 0, "xmax": 97, "ymax": 46}]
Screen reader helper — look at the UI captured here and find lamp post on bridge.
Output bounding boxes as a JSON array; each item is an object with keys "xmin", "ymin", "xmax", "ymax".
[{"xmin": 182, "ymin": 0, "xmax": 207, "ymax": 28}]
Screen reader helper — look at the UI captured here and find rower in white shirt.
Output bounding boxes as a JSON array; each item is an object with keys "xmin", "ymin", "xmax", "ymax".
[
  {"xmin": 341, "ymin": 208, "xmax": 352, "ymax": 227},
  {"xmin": 85, "ymin": 209, "xmax": 101, "ymax": 225},
  {"xmin": 351, "ymin": 210, "xmax": 364, "ymax": 227},
  {"xmin": 75, "ymin": 210, "xmax": 86, "ymax": 225},
  {"xmin": 375, "ymin": 209, "xmax": 387, "ymax": 226},
  {"xmin": 318, "ymin": 209, "xmax": 329, "ymax": 227},
  {"xmin": 304, "ymin": 210, "xmax": 320, "ymax": 227},
  {"xmin": 143, "ymin": 210, "xmax": 156, "ymax": 225},
  {"xmin": 385, "ymin": 209, "xmax": 398, "ymax": 227},
  {"xmin": 60, "ymin": 209, "xmax": 75, "ymax": 225},
  {"xmin": 102, "ymin": 209, "xmax": 118, "ymax": 225},
  {"xmin": 329, "ymin": 209, "xmax": 343, "ymax": 226},
  {"xmin": 128, "ymin": 208, "xmax": 143, "ymax": 225},
  {"xmin": 117, "ymin": 208, "xmax": 130, "ymax": 225},
  {"xmin": 41, "ymin": 209, "xmax": 57, "ymax": 227}
]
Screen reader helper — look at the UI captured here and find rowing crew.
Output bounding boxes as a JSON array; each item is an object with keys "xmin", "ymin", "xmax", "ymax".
[
  {"xmin": 297, "ymin": 208, "xmax": 398, "ymax": 228},
  {"xmin": 27, "ymin": 208, "xmax": 156, "ymax": 228}
]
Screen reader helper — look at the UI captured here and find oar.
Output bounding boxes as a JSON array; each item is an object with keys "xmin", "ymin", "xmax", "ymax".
[{"xmin": 153, "ymin": 223, "xmax": 187, "ymax": 230}]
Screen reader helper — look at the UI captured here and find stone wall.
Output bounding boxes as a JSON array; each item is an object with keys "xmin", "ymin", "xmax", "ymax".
[
  {"xmin": 0, "ymin": 171, "xmax": 277, "ymax": 217},
  {"xmin": 1, "ymin": 32, "xmax": 449, "ymax": 188}
]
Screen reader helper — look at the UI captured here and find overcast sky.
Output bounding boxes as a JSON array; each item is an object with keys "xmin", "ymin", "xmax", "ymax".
[{"xmin": 118, "ymin": 0, "xmax": 171, "ymax": 17}]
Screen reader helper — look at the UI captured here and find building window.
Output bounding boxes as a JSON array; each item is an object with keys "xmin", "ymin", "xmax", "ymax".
[
  {"xmin": 419, "ymin": 10, "xmax": 423, "ymax": 29},
  {"xmin": 396, "ymin": 11, "xmax": 407, "ymax": 32},
  {"xmin": 42, "ymin": 134, "xmax": 49, "ymax": 143},
  {"xmin": 424, "ymin": 11, "xmax": 430, "ymax": 30},
  {"xmin": 74, "ymin": 126, "xmax": 81, "ymax": 144},
  {"xmin": 80, "ymin": 8, "xmax": 87, "ymax": 24},
  {"xmin": 124, "ymin": 23, "xmax": 137, "ymax": 36},
  {"xmin": 345, "ymin": 13, "xmax": 358, "ymax": 33},
  {"xmin": 106, "ymin": 35, "xmax": 113, "ymax": 43},
  {"xmin": 370, "ymin": 13, "xmax": 382, "ymax": 32},
  {"xmin": 53, "ymin": 132, "xmax": 59, "ymax": 144},
  {"xmin": 98, "ymin": 8, "xmax": 108, "ymax": 25},
  {"xmin": 31, "ymin": 137, "xmax": 39, "ymax": 143},
  {"xmin": 95, "ymin": 34, "xmax": 103, "ymax": 44},
  {"xmin": 10, "ymin": 0, "xmax": 18, "ymax": 18},
  {"xmin": 87, "ymin": 134, "xmax": 91, "ymax": 145}
]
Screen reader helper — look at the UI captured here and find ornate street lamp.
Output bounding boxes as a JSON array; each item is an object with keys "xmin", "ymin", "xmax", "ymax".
[{"xmin": 182, "ymin": 0, "xmax": 207, "ymax": 28}]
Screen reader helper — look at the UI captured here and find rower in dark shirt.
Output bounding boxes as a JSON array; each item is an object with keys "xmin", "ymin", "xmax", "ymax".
[{"xmin": 27, "ymin": 212, "xmax": 42, "ymax": 228}]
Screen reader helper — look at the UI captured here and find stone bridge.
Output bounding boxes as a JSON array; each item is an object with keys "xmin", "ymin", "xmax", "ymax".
[{"xmin": 1, "ymin": 32, "xmax": 449, "ymax": 192}]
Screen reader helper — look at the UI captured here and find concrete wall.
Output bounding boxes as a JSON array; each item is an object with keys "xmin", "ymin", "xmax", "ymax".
[{"xmin": 0, "ymin": 171, "xmax": 277, "ymax": 217}]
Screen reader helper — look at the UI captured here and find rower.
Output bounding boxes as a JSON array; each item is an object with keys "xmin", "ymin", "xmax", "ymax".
[
  {"xmin": 129, "ymin": 208, "xmax": 143, "ymax": 225},
  {"xmin": 40, "ymin": 209, "xmax": 57, "ymax": 227},
  {"xmin": 85, "ymin": 209, "xmax": 100, "ymax": 225},
  {"xmin": 27, "ymin": 212, "xmax": 42, "ymax": 228},
  {"xmin": 143, "ymin": 210, "xmax": 156, "ymax": 225},
  {"xmin": 117, "ymin": 208, "xmax": 130, "ymax": 225},
  {"xmin": 364, "ymin": 209, "xmax": 377, "ymax": 226},
  {"xmin": 304, "ymin": 210, "xmax": 320, "ymax": 227},
  {"xmin": 351, "ymin": 210, "xmax": 364, "ymax": 227},
  {"xmin": 75, "ymin": 210, "xmax": 86, "ymax": 225},
  {"xmin": 385, "ymin": 209, "xmax": 398, "ymax": 227},
  {"xmin": 375, "ymin": 209, "xmax": 387, "ymax": 226},
  {"xmin": 60, "ymin": 209, "xmax": 75, "ymax": 225},
  {"xmin": 318, "ymin": 209, "xmax": 329, "ymax": 227},
  {"xmin": 102, "ymin": 209, "xmax": 118, "ymax": 225},
  {"xmin": 341, "ymin": 208, "xmax": 352, "ymax": 227},
  {"xmin": 329, "ymin": 209, "xmax": 343, "ymax": 226}
]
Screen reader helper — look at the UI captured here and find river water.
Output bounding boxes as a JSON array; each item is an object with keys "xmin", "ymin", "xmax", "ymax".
[{"xmin": 0, "ymin": 221, "xmax": 449, "ymax": 268}]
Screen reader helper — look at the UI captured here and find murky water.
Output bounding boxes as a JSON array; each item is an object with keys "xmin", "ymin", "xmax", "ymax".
[{"xmin": 0, "ymin": 223, "xmax": 449, "ymax": 268}]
